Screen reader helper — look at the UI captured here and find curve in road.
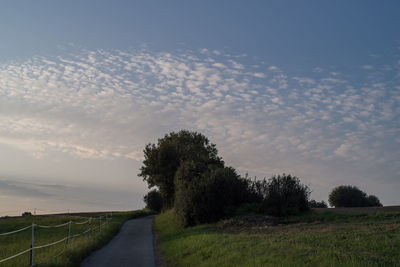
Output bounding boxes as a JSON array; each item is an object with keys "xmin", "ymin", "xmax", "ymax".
[{"xmin": 81, "ymin": 215, "xmax": 160, "ymax": 267}]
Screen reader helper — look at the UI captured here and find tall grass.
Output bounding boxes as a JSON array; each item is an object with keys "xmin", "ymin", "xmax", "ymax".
[
  {"xmin": 154, "ymin": 210, "xmax": 400, "ymax": 266},
  {"xmin": 0, "ymin": 209, "xmax": 153, "ymax": 267}
]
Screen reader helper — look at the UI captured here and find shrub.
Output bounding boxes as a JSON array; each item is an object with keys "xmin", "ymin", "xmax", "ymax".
[
  {"xmin": 246, "ymin": 176, "xmax": 268, "ymax": 203},
  {"xmin": 257, "ymin": 174, "xmax": 310, "ymax": 216},
  {"xmin": 143, "ymin": 189, "xmax": 163, "ymax": 212},
  {"xmin": 328, "ymin": 185, "xmax": 371, "ymax": 207},
  {"xmin": 22, "ymin": 211, "xmax": 32, "ymax": 217},
  {"xmin": 234, "ymin": 203, "xmax": 263, "ymax": 216},
  {"xmin": 308, "ymin": 199, "xmax": 328, "ymax": 208},
  {"xmin": 174, "ymin": 163, "xmax": 250, "ymax": 226},
  {"xmin": 367, "ymin": 195, "xmax": 383, "ymax": 207}
]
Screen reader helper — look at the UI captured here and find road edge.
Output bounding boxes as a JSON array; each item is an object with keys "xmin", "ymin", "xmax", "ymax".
[{"xmin": 152, "ymin": 216, "xmax": 163, "ymax": 267}]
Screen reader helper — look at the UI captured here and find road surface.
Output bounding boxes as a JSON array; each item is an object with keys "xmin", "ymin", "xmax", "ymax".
[{"xmin": 81, "ymin": 215, "xmax": 160, "ymax": 267}]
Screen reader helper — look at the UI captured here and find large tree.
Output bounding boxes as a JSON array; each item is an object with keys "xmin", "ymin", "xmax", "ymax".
[{"xmin": 138, "ymin": 130, "xmax": 224, "ymax": 207}]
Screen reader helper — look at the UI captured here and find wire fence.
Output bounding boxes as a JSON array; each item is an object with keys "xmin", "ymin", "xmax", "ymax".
[
  {"xmin": 0, "ymin": 213, "xmax": 112, "ymax": 266},
  {"xmin": 0, "ymin": 208, "xmax": 105, "ymax": 217}
]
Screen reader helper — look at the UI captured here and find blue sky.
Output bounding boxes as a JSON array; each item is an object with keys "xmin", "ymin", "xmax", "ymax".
[
  {"xmin": 0, "ymin": 1, "xmax": 399, "ymax": 215},
  {"xmin": 2, "ymin": 1, "xmax": 400, "ymax": 69}
]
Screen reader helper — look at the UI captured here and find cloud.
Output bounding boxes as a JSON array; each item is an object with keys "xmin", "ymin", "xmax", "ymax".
[
  {"xmin": 268, "ymin": 65, "xmax": 280, "ymax": 71},
  {"xmin": 0, "ymin": 178, "xmax": 144, "ymax": 214},
  {"xmin": 293, "ymin": 77, "xmax": 315, "ymax": 84},
  {"xmin": 253, "ymin": 72, "xmax": 265, "ymax": 78},
  {"xmin": 0, "ymin": 179, "xmax": 60, "ymax": 198},
  {"xmin": 334, "ymin": 143, "xmax": 351, "ymax": 157},
  {"xmin": 228, "ymin": 60, "xmax": 245, "ymax": 70},
  {"xmin": 313, "ymin": 67, "xmax": 323, "ymax": 73},
  {"xmin": 0, "ymin": 46, "xmax": 399, "ymax": 205},
  {"xmin": 362, "ymin": 65, "xmax": 374, "ymax": 70}
]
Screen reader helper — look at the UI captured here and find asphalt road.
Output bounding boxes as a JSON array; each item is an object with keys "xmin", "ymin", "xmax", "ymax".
[{"xmin": 81, "ymin": 215, "xmax": 160, "ymax": 267}]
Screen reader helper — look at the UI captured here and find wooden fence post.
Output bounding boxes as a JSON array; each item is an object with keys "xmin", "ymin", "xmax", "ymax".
[
  {"xmin": 30, "ymin": 223, "xmax": 35, "ymax": 266},
  {"xmin": 66, "ymin": 221, "xmax": 71, "ymax": 247}
]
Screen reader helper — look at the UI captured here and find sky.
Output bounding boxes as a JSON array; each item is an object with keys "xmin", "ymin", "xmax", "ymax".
[{"xmin": 0, "ymin": 1, "xmax": 399, "ymax": 215}]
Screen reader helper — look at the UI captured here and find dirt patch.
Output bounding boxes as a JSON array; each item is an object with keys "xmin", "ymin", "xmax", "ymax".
[{"xmin": 218, "ymin": 215, "xmax": 280, "ymax": 232}]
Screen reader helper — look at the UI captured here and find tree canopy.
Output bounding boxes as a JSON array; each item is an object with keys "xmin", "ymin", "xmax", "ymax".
[
  {"xmin": 174, "ymin": 164, "xmax": 252, "ymax": 226},
  {"xmin": 328, "ymin": 185, "xmax": 382, "ymax": 207},
  {"xmin": 367, "ymin": 195, "xmax": 383, "ymax": 207},
  {"xmin": 308, "ymin": 199, "xmax": 328, "ymax": 208},
  {"xmin": 138, "ymin": 130, "xmax": 224, "ymax": 208},
  {"xmin": 143, "ymin": 189, "xmax": 163, "ymax": 212},
  {"xmin": 256, "ymin": 174, "xmax": 311, "ymax": 216}
]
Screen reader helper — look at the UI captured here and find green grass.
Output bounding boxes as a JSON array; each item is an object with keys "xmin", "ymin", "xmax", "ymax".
[
  {"xmin": 154, "ymin": 210, "xmax": 400, "ymax": 267},
  {"xmin": 0, "ymin": 209, "xmax": 153, "ymax": 267}
]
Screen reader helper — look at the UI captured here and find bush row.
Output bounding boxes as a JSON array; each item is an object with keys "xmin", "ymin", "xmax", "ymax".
[{"xmin": 141, "ymin": 130, "xmax": 382, "ymax": 227}]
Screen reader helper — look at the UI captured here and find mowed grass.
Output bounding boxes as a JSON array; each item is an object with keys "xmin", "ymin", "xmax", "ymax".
[
  {"xmin": 0, "ymin": 209, "xmax": 153, "ymax": 267},
  {"xmin": 154, "ymin": 210, "xmax": 400, "ymax": 267}
]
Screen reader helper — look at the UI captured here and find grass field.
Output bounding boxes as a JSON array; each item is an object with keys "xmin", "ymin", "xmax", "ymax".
[
  {"xmin": 0, "ymin": 209, "xmax": 153, "ymax": 267},
  {"xmin": 154, "ymin": 209, "xmax": 400, "ymax": 267}
]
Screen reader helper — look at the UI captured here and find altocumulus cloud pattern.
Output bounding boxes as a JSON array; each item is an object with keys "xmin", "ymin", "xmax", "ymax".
[{"xmin": 0, "ymin": 47, "xmax": 399, "ymax": 192}]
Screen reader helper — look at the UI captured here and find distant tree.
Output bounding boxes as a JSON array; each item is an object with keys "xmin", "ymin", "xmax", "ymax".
[
  {"xmin": 328, "ymin": 185, "xmax": 371, "ymax": 207},
  {"xmin": 138, "ymin": 130, "xmax": 224, "ymax": 208},
  {"xmin": 22, "ymin": 211, "xmax": 32, "ymax": 217},
  {"xmin": 143, "ymin": 189, "xmax": 163, "ymax": 212},
  {"xmin": 256, "ymin": 174, "xmax": 310, "ymax": 216},
  {"xmin": 308, "ymin": 199, "xmax": 328, "ymax": 208},
  {"xmin": 367, "ymin": 195, "xmax": 383, "ymax": 207}
]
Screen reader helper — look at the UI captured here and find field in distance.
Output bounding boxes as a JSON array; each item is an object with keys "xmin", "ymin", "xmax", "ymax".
[
  {"xmin": 0, "ymin": 209, "xmax": 153, "ymax": 267},
  {"xmin": 154, "ymin": 207, "xmax": 400, "ymax": 267},
  {"xmin": 313, "ymin": 205, "xmax": 400, "ymax": 214}
]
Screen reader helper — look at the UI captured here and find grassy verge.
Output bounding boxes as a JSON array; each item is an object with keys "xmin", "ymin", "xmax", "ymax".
[
  {"xmin": 154, "ymin": 210, "xmax": 400, "ymax": 266},
  {"xmin": 0, "ymin": 209, "xmax": 153, "ymax": 267}
]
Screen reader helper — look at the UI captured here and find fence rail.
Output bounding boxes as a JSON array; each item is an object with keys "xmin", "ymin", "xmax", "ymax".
[
  {"xmin": 36, "ymin": 221, "xmax": 70, "ymax": 228},
  {"xmin": 0, "ymin": 225, "xmax": 32, "ymax": 236},
  {"xmin": 0, "ymin": 213, "xmax": 112, "ymax": 266},
  {"xmin": 0, "ymin": 248, "xmax": 32, "ymax": 264}
]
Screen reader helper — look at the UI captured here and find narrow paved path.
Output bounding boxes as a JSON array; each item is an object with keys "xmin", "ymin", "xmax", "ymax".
[{"xmin": 81, "ymin": 215, "xmax": 159, "ymax": 267}]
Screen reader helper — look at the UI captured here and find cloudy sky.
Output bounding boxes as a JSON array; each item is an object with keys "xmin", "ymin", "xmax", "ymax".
[{"xmin": 0, "ymin": 1, "xmax": 399, "ymax": 215}]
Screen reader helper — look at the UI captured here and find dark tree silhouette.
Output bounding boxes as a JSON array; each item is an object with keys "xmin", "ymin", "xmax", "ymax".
[
  {"xmin": 259, "ymin": 174, "xmax": 311, "ymax": 216},
  {"xmin": 367, "ymin": 195, "xmax": 383, "ymax": 207},
  {"xmin": 143, "ymin": 189, "xmax": 163, "ymax": 212},
  {"xmin": 174, "ymin": 164, "xmax": 251, "ymax": 226},
  {"xmin": 248, "ymin": 174, "xmax": 310, "ymax": 216},
  {"xmin": 328, "ymin": 185, "xmax": 378, "ymax": 207},
  {"xmin": 308, "ymin": 199, "xmax": 328, "ymax": 208},
  {"xmin": 138, "ymin": 130, "xmax": 224, "ymax": 208}
]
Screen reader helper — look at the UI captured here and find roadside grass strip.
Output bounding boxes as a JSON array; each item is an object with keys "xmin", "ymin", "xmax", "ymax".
[
  {"xmin": 0, "ymin": 209, "xmax": 153, "ymax": 267},
  {"xmin": 154, "ymin": 210, "xmax": 400, "ymax": 267}
]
